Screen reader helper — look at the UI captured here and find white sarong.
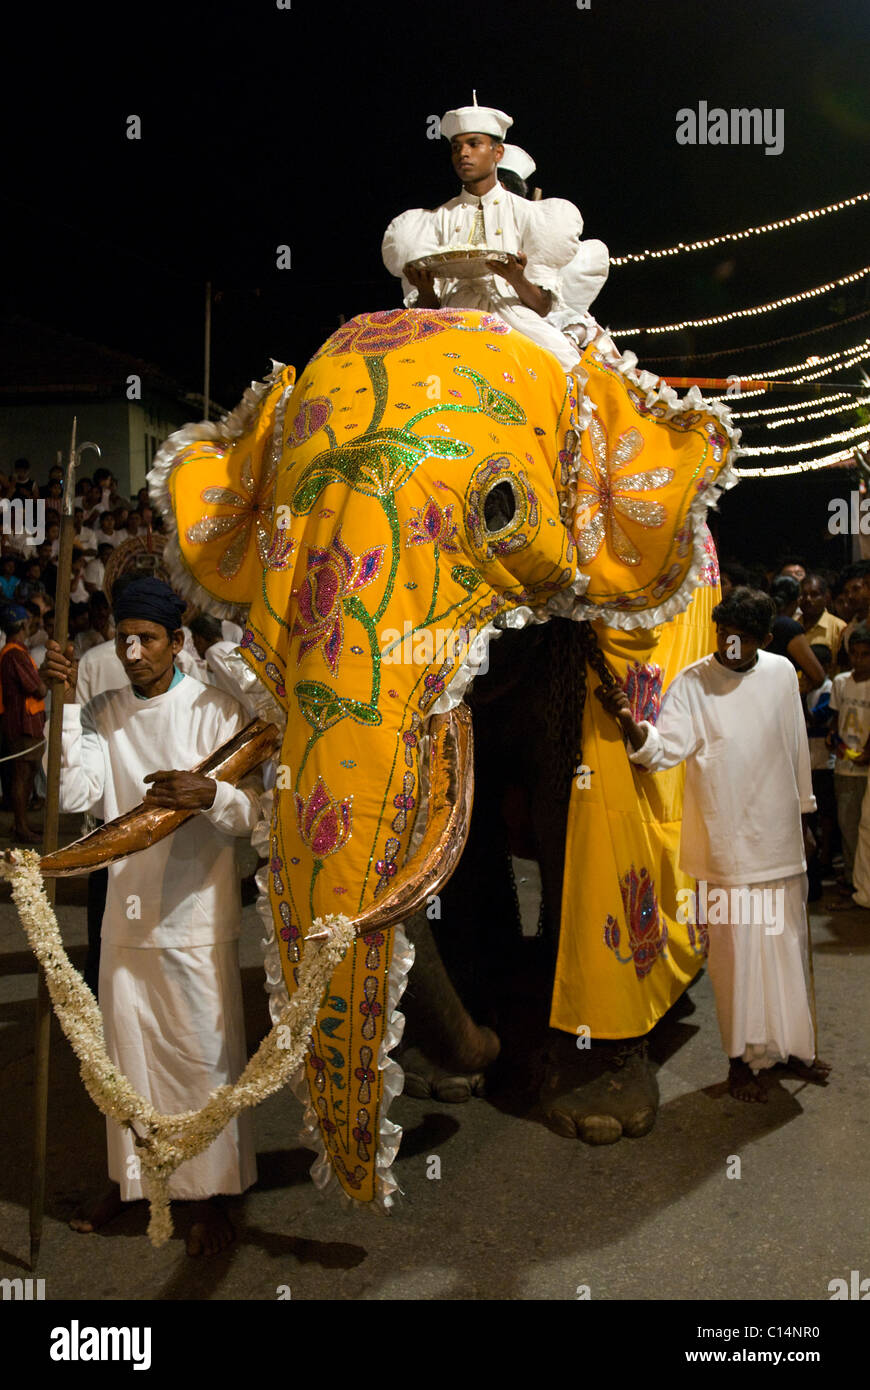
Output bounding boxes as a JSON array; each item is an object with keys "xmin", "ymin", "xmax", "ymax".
[
  {"xmin": 703, "ymin": 873, "xmax": 816, "ymax": 1071},
  {"xmin": 101, "ymin": 941, "xmax": 257, "ymax": 1201}
]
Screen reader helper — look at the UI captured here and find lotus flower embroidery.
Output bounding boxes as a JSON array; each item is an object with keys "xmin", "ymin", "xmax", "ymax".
[
  {"xmin": 293, "ymin": 528, "xmax": 384, "ymax": 674},
  {"xmin": 295, "ymin": 776, "xmax": 353, "ymax": 858},
  {"xmin": 406, "ymin": 498, "xmax": 461, "ymax": 552},
  {"xmin": 185, "ymin": 452, "xmax": 277, "ymax": 579},
  {"xmin": 603, "ymin": 866, "xmax": 668, "ymax": 980}
]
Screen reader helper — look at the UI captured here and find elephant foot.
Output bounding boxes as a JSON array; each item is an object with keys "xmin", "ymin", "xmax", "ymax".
[
  {"xmin": 399, "ymin": 1026, "xmax": 500, "ymax": 1104},
  {"xmin": 540, "ymin": 1035, "xmax": 659, "ymax": 1144}
]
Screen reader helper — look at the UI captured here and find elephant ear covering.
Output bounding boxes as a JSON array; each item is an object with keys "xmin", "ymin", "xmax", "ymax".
[{"xmin": 148, "ymin": 305, "xmax": 738, "ymax": 1207}]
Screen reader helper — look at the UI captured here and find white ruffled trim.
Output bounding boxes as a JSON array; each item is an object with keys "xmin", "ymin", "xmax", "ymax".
[
  {"xmin": 557, "ymin": 317, "xmax": 739, "ymax": 631},
  {"xmin": 147, "ymin": 360, "xmax": 292, "ymax": 622}
]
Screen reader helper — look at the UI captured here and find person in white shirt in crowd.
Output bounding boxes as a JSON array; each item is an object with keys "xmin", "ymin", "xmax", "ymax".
[
  {"xmin": 73, "ymin": 594, "xmax": 112, "ymax": 659},
  {"xmin": 83, "ymin": 542, "xmax": 113, "ymax": 596},
  {"xmin": 69, "ymin": 550, "xmax": 90, "ymax": 604},
  {"xmin": 827, "ymin": 622, "xmax": 870, "ymax": 896},
  {"xmin": 93, "ymin": 511, "xmax": 124, "ymax": 550},
  {"xmin": 74, "ymin": 507, "xmax": 98, "ymax": 555},
  {"xmin": 382, "ymin": 98, "xmax": 594, "ymax": 370},
  {"xmin": 41, "ymin": 577, "xmax": 260, "ymax": 1256},
  {"xmin": 596, "ymin": 586, "xmax": 830, "ymax": 1103},
  {"xmin": 188, "ymin": 614, "xmax": 257, "ymax": 716}
]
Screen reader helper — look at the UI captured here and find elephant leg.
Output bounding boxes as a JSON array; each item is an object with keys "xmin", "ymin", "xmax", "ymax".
[
  {"xmin": 539, "ymin": 1033, "xmax": 659, "ymax": 1143},
  {"xmin": 398, "ymin": 908, "xmax": 500, "ymax": 1102},
  {"xmin": 524, "ymin": 624, "xmax": 661, "ymax": 1142}
]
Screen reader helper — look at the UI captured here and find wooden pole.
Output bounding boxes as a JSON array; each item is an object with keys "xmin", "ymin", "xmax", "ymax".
[{"xmin": 29, "ymin": 420, "xmax": 100, "ymax": 1269}]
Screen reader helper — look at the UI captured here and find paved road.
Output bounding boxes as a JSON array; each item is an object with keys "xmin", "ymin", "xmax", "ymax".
[{"xmin": 0, "ymin": 843, "xmax": 867, "ymax": 1301}]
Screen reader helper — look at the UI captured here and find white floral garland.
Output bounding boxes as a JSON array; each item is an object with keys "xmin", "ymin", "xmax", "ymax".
[{"xmin": 0, "ymin": 850, "xmax": 355, "ymax": 1248}]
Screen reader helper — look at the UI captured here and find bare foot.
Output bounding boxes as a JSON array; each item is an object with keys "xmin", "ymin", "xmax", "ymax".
[
  {"xmin": 69, "ymin": 1183, "xmax": 125, "ymax": 1233},
  {"xmin": 782, "ymin": 1055, "xmax": 832, "ymax": 1084},
  {"xmin": 728, "ymin": 1059, "xmax": 767, "ymax": 1103},
  {"xmin": 186, "ymin": 1198, "xmax": 235, "ymax": 1257}
]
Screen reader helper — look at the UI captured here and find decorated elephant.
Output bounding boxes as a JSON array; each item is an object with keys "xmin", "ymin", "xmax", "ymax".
[{"xmin": 149, "ymin": 306, "xmax": 736, "ymax": 1205}]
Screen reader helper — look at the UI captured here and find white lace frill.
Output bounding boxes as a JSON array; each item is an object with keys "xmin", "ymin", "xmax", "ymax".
[
  {"xmin": 146, "ymin": 361, "xmax": 291, "ymax": 622},
  {"xmin": 558, "ymin": 316, "xmax": 740, "ymax": 631}
]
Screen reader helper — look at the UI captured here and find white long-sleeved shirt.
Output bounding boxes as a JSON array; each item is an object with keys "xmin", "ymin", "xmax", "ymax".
[
  {"xmin": 628, "ymin": 651, "xmax": 816, "ymax": 886},
  {"xmin": 53, "ymin": 672, "xmax": 260, "ymax": 946},
  {"xmin": 382, "ymin": 184, "xmax": 590, "ymax": 369}
]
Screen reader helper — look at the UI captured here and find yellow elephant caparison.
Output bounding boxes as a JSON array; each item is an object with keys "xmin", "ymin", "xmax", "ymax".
[{"xmin": 150, "ymin": 307, "xmax": 736, "ymax": 1204}]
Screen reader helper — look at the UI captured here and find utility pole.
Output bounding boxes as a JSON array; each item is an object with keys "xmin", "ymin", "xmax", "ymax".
[{"xmin": 204, "ymin": 281, "xmax": 212, "ymax": 422}]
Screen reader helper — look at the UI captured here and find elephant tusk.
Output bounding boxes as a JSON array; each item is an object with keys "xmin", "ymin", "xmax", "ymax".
[
  {"xmin": 305, "ymin": 704, "xmax": 474, "ymax": 941},
  {"xmin": 39, "ymin": 719, "xmax": 281, "ymax": 877}
]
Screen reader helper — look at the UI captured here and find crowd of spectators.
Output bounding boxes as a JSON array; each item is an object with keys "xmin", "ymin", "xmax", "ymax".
[{"xmin": 0, "ymin": 456, "xmax": 167, "ymax": 837}]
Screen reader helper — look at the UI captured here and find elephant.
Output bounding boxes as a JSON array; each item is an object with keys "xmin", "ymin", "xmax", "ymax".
[{"xmin": 150, "ymin": 305, "xmax": 736, "ymax": 1205}]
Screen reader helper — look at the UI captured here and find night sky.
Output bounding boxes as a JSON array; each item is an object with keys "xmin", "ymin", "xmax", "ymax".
[{"xmin": 4, "ymin": 0, "xmax": 870, "ymax": 563}]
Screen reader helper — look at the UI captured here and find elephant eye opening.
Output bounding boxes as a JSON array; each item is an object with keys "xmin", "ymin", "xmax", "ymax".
[{"xmin": 483, "ymin": 480, "xmax": 516, "ymax": 533}]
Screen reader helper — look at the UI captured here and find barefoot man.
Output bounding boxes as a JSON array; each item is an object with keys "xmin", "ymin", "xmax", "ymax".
[
  {"xmin": 42, "ymin": 578, "xmax": 261, "ymax": 1254},
  {"xmin": 596, "ymin": 586, "xmax": 831, "ymax": 1103}
]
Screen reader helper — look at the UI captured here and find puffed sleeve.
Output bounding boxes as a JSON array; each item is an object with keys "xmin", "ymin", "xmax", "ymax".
[
  {"xmin": 515, "ymin": 197, "xmax": 583, "ymax": 310},
  {"xmin": 382, "ymin": 208, "xmax": 442, "ymax": 307},
  {"xmin": 549, "ymin": 239, "xmax": 611, "ymax": 325},
  {"xmin": 522, "ymin": 198, "xmax": 583, "ymax": 267}
]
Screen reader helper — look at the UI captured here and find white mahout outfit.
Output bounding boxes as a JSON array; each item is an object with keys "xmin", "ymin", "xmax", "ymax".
[
  {"xmin": 628, "ymin": 650, "xmax": 817, "ymax": 1071},
  {"xmin": 52, "ymin": 669, "xmax": 260, "ymax": 1199}
]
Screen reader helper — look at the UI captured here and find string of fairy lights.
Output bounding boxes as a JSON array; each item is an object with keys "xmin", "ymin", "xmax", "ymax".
[
  {"xmin": 609, "ymin": 193, "xmax": 870, "ymax": 477},
  {"xmin": 739, "ymin": 421, "xmax": 870, "ymax": 456},
  {"xmin": 764, "ymin": 399, "xmax": 870, "ymax": 431},
  {"xmin": 728, "ymin": 392, "xmax": 855, "ymax": 423},
  {"xmin": 612, "ymin": 265, "xmax": 870, "ymax": 337},
  {"xmin": 735, "ymin": 444, "xmax": 869, "ymax": 479},
  {"xmin": 610, "ymin": 190, "xmax": 870, "ymax": 267}
]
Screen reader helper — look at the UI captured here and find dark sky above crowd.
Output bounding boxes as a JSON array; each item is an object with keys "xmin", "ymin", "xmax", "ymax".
[{"xmin": 4, "ymin": 0, "xmax": 870, "ymax": 559}]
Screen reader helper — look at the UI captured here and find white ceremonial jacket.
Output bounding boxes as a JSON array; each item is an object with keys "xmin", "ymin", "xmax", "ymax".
[
  {"xmin": 52, "ymin": 672, "xmax": 261, "ymax": 947},
  {"xmin": 382, "ymin": 183, "xmax": 606, "ymax": 369},
  {"xmin": 629, "ymin": 651, "xmax": 816, "ymax": 886}
]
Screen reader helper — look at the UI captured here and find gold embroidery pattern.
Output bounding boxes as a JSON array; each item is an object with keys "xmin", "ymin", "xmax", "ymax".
[
  {"xmin": 573, "ymin": 417, "xmax": 674, "ymax": 567},
  {"xmin": 185, "ymin": 453, "xmax": 277, "ymax": 579}
]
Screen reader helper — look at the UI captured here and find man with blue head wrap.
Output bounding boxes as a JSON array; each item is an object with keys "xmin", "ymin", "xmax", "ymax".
[{"xmin": 42, "ymin": 577, "xmax": 260, "ymax": 1255}]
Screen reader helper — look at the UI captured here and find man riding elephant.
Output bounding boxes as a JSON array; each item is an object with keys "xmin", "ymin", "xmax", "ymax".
[{"xmin": 148, "ymin": 299, "xmax": 737, "ymax": 1204}]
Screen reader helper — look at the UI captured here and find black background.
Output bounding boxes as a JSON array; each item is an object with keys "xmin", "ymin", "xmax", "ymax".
[{"xmin": 3, "ymin": 0, "xmax": 870, "ymax": 563}]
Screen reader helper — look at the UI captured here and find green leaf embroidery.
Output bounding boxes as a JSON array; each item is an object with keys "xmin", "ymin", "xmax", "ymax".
[
  {"xmin": 453, "ymin": 366, "xmax": 527, "ymax": 425},
  {"xmin": 295, "ymin": 680, "xmax": 381, "ymax": 733},
  {"xmin": 451, "ymin": 565, "xmax": 483, "ymax": 591},
  {"xmin": 290, "ymin": 429, "xmax": 472, "ymax": 514}
]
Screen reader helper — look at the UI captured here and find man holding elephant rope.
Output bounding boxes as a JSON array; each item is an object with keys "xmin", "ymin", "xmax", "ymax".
[
  {"xmin": 41, "ymin": 577, "xmax": 261, "ymax": 1255},
  {"xmin": 596, "ymin": 585, "xmax": 831, "ymax": 1103}
]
